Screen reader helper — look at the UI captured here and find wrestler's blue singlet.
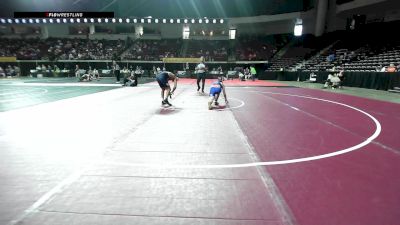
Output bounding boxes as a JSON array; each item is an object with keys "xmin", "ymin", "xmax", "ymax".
[{"xmin": 209, "ymin": 80, "xmax": 222, "ymax": 96}]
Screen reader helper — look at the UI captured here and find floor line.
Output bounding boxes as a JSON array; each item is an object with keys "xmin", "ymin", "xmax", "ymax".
[{"xmin": 228, "ymin": 108, "xmax": 297, "ymax": 225}]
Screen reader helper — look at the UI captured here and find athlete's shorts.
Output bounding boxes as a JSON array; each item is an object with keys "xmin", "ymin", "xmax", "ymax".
[
  {"xmin": 156, "ymin": 73, "xmax": 169, "ymax": 88},
  {"xmin": 209, "ymin": 87, "xmax": 222, "ymax": 97}
]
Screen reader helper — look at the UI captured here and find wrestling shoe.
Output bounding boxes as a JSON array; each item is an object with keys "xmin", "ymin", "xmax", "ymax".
[
  {"xmin": 162, "ymin": 100, "xmax": 172, "ymax": 106},
  {"xmin": 208, "ymin": 101, "xmax": 212, "ymax": 110}
]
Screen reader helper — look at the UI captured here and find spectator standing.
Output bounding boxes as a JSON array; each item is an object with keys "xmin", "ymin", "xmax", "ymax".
[
  {"xmin": 93, "ymin": 68, "xmax": 100, "ymax": 80},
  {"xmin": 14, "ymin": 66, "xmax": 20, "ymax": 77},
  {"xmin": 47, "ymin": 65, "xmax": 54, "ymax": 77},
  {"xmin": 217, "ymin": 66, "xmax": 223, "ymax": 75},
  {"xmin": 0, "ymin": 67, "xmax": 5, "ymax": 77},
  {"xmin": 75, "ymin": 64, "xmax": 80, "ymax": 78},
  {"xmin": 152, "ymin": 65, "xmax": 157, "ymax": 77},
  {"xmin": 5, "ymin": 66, "xmax": 10, "ymax": 76},
  {"xmin": 250, "ymin": 65, "xmax": 257, "ymax": 81},
  {"xmin": 337, "ymin": 70, "xmax": 345, "ymax": 89}
]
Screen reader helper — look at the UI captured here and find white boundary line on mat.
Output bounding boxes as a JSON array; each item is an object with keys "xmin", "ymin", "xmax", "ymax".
[{"xmin": 101, "ymin": 91, "xmax": 381, "ymax": 168}]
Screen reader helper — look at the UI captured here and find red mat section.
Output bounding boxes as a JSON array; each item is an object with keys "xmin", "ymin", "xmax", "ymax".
[
  {"xmin": 176, "ymin": 78, "xmax": 288, "ymax": 87},
  {"xmin": 230, "ymin": 87, "xmax": 400, "ymax": 225}
]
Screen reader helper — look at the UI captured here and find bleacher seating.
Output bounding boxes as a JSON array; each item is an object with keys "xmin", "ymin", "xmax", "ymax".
[
  {"xmin": 0, "ymin": 23, "xmax": 399, "ymax": 75},
  {"xmin": 47, "ymin": 38, "xmax": 127, "ymax": 60},
  {"xmin": 123, "ymin": 39, "xmax": 181, "ymax": 61},
  {"xmin": 235, "ymin": 37, "xmax": 278, "ymax": 61},
  {"xmin": 0, "ymin": 38, "xmax": 47, "ymax": 60},
  {"xmin": 185, "ymin": 40, "xmax": 228, "ymax": 61},
  {"xmin": 0, "ymin": 38, "xmax": 128, "ymax": 60}
]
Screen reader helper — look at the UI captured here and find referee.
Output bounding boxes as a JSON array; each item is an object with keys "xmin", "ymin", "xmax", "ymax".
[
  {"xmin": 113, "ymin": 61, "xmax": 121, "ymax": 83},
  {"xmin": 195, "ymin": 57, "xmax": 207, "ymax": 93}
]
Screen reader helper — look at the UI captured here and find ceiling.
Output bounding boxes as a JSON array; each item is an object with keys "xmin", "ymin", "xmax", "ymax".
[
  {"xmin": 336, "ymin": 0, "xmax": 400, "ymax": 18},
  {"xmin": 0, "ymin": 0, "xmax": 311, "ymax": 18}
]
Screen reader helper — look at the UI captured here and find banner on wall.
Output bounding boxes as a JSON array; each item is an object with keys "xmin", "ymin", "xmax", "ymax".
[
  {"xmin": 162, "ymin": 57, "xmax": 202, "ymax": 63},
  {"xmin": 0, "ymin": 57, "xmax": 17, "ymax": 62}
]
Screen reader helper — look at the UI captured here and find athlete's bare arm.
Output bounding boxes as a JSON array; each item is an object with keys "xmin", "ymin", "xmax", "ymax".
[
  {"xmin": 169, "ymin": 72, "xmax": 178, "ymax": 93},
  {"xmin": 221, "ymin": 83, "xmax": 228, "ymax": 103}
]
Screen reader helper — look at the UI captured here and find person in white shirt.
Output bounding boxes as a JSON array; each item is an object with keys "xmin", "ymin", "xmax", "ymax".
[
  {"xmin": 113, "ymin": 61, "xmax": 121, "ymax": 83},
  {"xmin": 74, "ymin": 64, "xmax": 80, "ymax": 78},
  {"xmin": 93, "ymin": 68, "xmax": 100, "ymax": 80},
  {"xmin": 195, "ymin": 57, "xmax": 207, "ymax": 93},
  {"xmin": 244, "ymin": 67, "xmax": 251, "ymax": 80},
  {"xmin": 0, "ymin": 67, "xmax": 5, "ymax": 77}
]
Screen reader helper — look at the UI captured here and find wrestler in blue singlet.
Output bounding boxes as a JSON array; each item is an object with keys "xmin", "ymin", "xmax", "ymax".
[{"xmin": 209, "ymin": 80, "xmax": 223, "ymax": 97}]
